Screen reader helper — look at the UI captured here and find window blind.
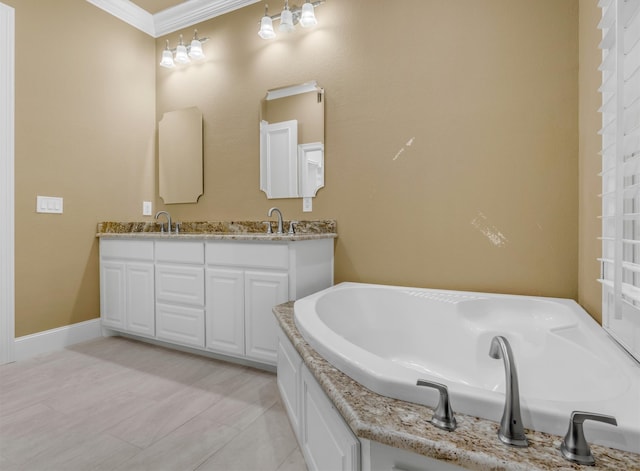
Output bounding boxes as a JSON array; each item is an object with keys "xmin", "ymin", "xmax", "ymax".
[{"xmin": 598, "ymin": 0, "xmax": 640, "ymax": 361}]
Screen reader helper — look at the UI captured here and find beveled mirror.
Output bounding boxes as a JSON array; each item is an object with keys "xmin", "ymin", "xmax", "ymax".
[
  {"xmin": 159, "ymin": 107, "xmax": 203, "ymax": 204},
  {"xmin": 260, "ymin": 81, "xmax": 324, "ymax": 199}
]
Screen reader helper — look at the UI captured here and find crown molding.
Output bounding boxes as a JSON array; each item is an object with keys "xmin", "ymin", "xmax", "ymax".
[
  {"xmin": 86, "ymin": 0, "xmax": 261, "ymax": 38},
  {"xmin": 86, "ymin": 0, "xmax": 156, "ymax": 36},
  {"xmin": 154, "ymin": 0, "xmax": 260, "ymax": 36}
]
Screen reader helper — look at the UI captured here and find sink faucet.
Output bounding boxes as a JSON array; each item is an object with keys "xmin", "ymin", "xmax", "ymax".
[
  {"xmin": 268, "ymin": 207, "xmax": 284, "ymax": 234},
  {"xmin": 489, "ymin": 336, "xmax": 528, "ymax": 447},
  {"xmin": 155, "ymin": 210, "xmax": 172, "ymax": 233}
]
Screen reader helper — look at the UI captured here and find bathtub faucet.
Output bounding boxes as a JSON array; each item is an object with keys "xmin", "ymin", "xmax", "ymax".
[{"xmin": 489, "ymin": 336, "xmax": 528, "ymax": 447}]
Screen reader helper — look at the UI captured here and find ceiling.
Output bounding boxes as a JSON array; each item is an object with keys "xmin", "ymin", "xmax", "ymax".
[
  {"xmin": 131, "ymin": 0, "xmax": 187, "ymax": 15},
  {"xmin": 86, "ymin": 0, "xmax": 261, "ymax": 37}
]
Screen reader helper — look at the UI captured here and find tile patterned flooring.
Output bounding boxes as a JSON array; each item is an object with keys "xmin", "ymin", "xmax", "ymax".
[{"xmin": 0, "ymin": 337, "xmax": 307, "ymax": 471}]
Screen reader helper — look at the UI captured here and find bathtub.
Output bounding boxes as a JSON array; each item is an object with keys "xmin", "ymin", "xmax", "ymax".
[{"xmin": 293, "ymin": 282, "xmax": 640, "ymax": 454}]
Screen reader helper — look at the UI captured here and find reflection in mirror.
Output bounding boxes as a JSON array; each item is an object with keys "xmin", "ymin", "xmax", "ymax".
[
  {"xmin": 260, "ymin": 81, "xmax": 324, "ymax": 199},
  {"xmin": 159, "ymin": 107, "xmax": 203, "ymax": 204}
]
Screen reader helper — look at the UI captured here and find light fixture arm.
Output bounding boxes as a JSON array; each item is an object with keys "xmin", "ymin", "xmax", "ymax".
[{"xmin": 163, "ymin": 32, "xmax": 209, "ymax": 55}]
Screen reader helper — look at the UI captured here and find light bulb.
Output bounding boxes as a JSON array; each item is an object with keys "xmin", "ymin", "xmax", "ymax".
[
  {"xmin": 258, "ymin": 15, "xmax": 276, "ymax": 39},
  {"xmin": 299, "ymin": 2, "xmax": 317, "ymax": 28}
]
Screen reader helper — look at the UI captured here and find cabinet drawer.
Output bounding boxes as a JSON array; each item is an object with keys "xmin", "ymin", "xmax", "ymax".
[
  {"xmin": 156, "ymin": 265, "xmax": 205, "ymax": 307},
  {"xmin": 206, "ymin": 241, "xmax": 288, "ymax": 269},
  {"xmin": 155, "ymin": 240, "xmax": 204, "ymax": 264},
  {"xmin": 156, "ymin": 303, "xmax": 205, "ymax": 348},
  {"xmin": 100, "ymin": 239, "xmax": 154, "ymax": 261}
]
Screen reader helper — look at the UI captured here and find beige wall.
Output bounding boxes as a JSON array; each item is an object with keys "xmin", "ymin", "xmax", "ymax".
[
  {"xmin": 8, "ymin": 0, "xmax": 156, "ymax": 336},
  {"xmin": 10, "ymin": 0, "xmax": 606, "ymax": 337},
  {"xmin": 157, "ymin": 0, "xmax": 580, "ymax": 298},
  {"xmin": 578, "ymin": 0, "xmax": 603, "ymax": 322}
]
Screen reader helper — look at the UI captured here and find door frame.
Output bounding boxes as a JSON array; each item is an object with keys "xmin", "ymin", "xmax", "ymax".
[{"xmin": 0, "ymin": 2, "xmax": 15, "ymax": 364}]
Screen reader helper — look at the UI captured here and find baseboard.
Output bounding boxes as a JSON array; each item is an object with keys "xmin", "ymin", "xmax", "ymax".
[{"xmin": 14, "ymin": 318, "xmax": 103, "ymax": 362}]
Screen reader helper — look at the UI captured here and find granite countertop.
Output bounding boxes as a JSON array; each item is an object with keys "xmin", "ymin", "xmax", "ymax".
[
  {"xmin": 96, "ymin": 220, "xmax": 337, "ymax": 242},
  {"xmin": 273, "ymin": 302, "xmax": 640, "ymax": 471}
]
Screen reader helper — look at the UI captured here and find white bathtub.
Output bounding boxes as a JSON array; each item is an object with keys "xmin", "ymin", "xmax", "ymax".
[{"xmin": 294, "ymin": 282, "xmax": 640, "ymax": 454}]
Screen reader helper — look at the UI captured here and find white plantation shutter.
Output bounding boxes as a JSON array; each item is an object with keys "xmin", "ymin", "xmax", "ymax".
[{"xmin": 598, "ymin": 0, "xmax": 640, "ymax": 361}]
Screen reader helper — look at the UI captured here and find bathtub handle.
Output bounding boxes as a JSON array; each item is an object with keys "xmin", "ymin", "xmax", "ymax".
[
  {"xmin": 416, "ymin": 379, "xmax": 457, "ymax": 432},
  {"xmin": 560, "ymin": 411, "xmax": 617, "ymax": 466}
]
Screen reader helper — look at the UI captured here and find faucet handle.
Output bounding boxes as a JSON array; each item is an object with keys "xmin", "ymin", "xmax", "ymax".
[
  {"xmin": 175, "ymin": 222, "xmax": 181, "ymax": 234},
  {"xmin": 263, "ymin": 221, "xmax": 273, "ymax": 234},
  {"xmin": 288, "ymin": 221, "xmax": 298, "ymax": 235},
  {"xmin": 416, "ymin": 379, "xmax": 457, "ymax": 431},
  {"xmin": 560, "ymin": 411, "xmax": 617, "ymax": 466}
]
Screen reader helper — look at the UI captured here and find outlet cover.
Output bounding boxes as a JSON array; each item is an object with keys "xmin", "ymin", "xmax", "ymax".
[
  {"xmin": 303, "ymin": 197, "xmax": 312, "ymax": 212},
  {"xmin": 143, "ymin": 201, "xmax": 152, "ymax": 216}
]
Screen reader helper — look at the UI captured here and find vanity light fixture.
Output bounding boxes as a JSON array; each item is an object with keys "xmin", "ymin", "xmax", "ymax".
[
  {"xmin": 159, "ymin": 30, "xmax": 208, "ymax": 68},
  {"xmin": 258, "ymin": 0, "xmax": 324, "ymax": 39}
]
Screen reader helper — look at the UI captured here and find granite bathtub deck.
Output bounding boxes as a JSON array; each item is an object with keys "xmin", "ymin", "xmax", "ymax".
[
  {"xmin": 96, "ymin": 220, "xmax": 337, "ymax": 242},
  {"xmin": 273, "ymin": 302, "xmax": 640, "ymax": 471}
]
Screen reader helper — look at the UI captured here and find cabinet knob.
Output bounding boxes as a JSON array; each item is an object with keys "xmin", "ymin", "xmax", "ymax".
[{"xmin": 560, "ymin": 411, "xmax": 617, "ymax": 466}]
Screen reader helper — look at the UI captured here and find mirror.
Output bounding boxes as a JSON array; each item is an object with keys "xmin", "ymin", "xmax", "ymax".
[
  {"xmin": 260, "ymin": 81, "xmax": 324, "ymax": 199},
  {"xmin": 159, "ymin": 107, "xmax": 203, "ymax": 204}
]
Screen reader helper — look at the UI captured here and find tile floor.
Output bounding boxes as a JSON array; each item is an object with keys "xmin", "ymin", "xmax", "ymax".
[{"xmin": 0, "ymin": 337, "xmax": 307, "ymax": 471}]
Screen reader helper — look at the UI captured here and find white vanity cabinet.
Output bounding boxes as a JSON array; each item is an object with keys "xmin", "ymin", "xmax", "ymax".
[
  {"xmin": 155, "ymin": 241, "xmax": 205, "ymax": 348},
  {"xmin": 100, "ymin": 240, "xmax": 155, "ymax": 337},
  {"xmin": 277, "ymin": 326, "xmax": 360, "ymax": 471},
  {"xmin": 205, "ymin": 240, "xmax": 330, "ymax": 365},
  {"xmin": 99, "ymin": 235, "xmax": 334, "ymax": 368}
]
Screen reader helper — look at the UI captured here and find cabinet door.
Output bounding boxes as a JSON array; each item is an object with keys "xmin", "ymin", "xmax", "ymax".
[
  {"xmin": 277, "ymin": 330, "xmax": 303, "ymax": 443},
  {"xmin": 205, "ymin": 268, "xmax": 244, "ymax": 356},
  {"xmin": 301, "ymin": 366, "xmax": 359, "ymax": 471},
  {"xmin": 125, "ymin": 263, "xmax": 155, "ymax": 337},
  {"xmin": 244, "ymin": 270, "xmax": 288, "ymax": 365},
  {"xmin": 100, "ymin": 261, "xmax": 126, "ymax": 330}
]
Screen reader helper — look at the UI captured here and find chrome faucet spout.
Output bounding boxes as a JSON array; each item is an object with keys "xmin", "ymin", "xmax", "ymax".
[
  {"xmin": 489, "ymin": 336, "xmax": 528, "ymax": 447},
  {"xmin": 155, "ymin": 210, "xmax": 172, "ymax": 234},
  {"xmin": 268, "ymin": 207, "xmax": 284, "ymax": 234}
]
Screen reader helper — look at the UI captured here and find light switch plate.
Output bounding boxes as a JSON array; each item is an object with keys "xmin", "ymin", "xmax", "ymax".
[
  {"xmin": 143, "ymin": 201, "xmax": 152, "ymax": 216},
  {"xmin": 36, "ymin": 196, "xmax": 63, "ymax": 214},
  {"xmin": 303, "ymin": 197, "xmax": 312, "ymax": 212}
]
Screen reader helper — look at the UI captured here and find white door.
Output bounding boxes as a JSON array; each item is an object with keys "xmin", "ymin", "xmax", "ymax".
[
  {"xmin": 260, "ymin": 120, "xmax": 298, "ymax": 198},
  {"xmin": 205, "ymin": 267, "xmax": 245, "ymax": 356},
  {"xmin": 244, "ymin": 270, "xmax": 288, "ymax": 364}
]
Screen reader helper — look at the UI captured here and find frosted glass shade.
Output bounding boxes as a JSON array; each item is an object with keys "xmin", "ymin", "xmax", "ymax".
[
  {"xmin": 189, "ymin": 39, "xmax": 204, "ymax": 60},
  {"xmin": 160, "ymin": 49, "xmax": 175, "ymax": 68},
  {"xmin": 300, "ymin": 2, "xmax": 317, "ymax": 28},
  {"xmin": 259, "ymin": 16, "xmax": 276, "ymax": 39},
  {"xmin": 175, "ymin": 44, "xmax": 190, "ymax": 64},
  {"xmin": 279, "ymin": 8, "xmax": 294, "ymax": 32}
]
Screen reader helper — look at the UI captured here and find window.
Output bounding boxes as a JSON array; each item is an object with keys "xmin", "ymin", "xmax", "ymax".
[{"xmin": 598, "ymin": 0, "xmax": 640, "ymax": 361}]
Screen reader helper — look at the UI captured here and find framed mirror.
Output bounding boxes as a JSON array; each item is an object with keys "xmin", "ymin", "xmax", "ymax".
[
  {"xmin": 260, "ymin": 81, "xmax": 324, "ymax": 199},
  {"xmin": 159, "ymin": 107, "xmax": 203, "ymax": 204}
]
